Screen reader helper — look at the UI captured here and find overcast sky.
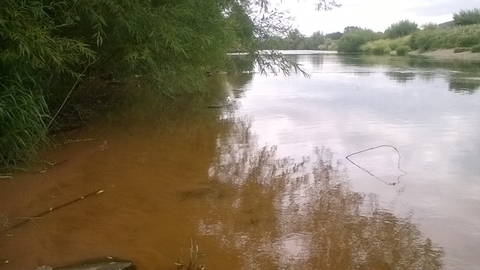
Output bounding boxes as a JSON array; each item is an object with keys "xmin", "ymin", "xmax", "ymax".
[{"xmin": 281, "ymin": 0, "xmax": 479, "ymax": 35}]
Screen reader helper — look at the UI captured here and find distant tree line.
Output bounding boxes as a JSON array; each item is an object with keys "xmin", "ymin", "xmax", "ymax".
[
  {"xmin": 259, "ymin": 29, "xmax": 344, "ymax": 50},
  {"xmin": 260, "ymin": 7, "xmax": 480, "ymax": 54}
]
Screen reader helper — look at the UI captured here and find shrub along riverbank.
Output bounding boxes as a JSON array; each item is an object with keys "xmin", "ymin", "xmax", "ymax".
[
  {"xmin": 336, "ymin": 8, "xmax": 480, "ymax": 56},
  {"xmin": 340, "ymin": 24, "xmax": 480, "ymax": 56},
  {"xmin": 1, "ymin": 0, "xmax": 336, "ymax": 167}
]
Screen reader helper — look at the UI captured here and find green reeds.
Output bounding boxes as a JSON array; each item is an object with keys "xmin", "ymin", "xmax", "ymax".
[{"xmin": 0, "ymin": 78, "xmax": 49, "ymax": 166}]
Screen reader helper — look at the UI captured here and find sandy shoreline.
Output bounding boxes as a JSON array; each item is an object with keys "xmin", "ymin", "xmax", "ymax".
[{"xmin": 409, "ymin": 49, "xmax": 480, "ymax": 61}]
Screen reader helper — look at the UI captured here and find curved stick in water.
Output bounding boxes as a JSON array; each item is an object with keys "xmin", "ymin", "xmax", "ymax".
[{"xmin": 346, "ymin": 145, "xmax": 407, "ymax": 186}]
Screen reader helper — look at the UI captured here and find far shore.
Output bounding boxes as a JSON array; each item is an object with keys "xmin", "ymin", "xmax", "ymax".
[{"xmin": 408, "ymin": 49, "xmax": 480, "ymax": 61}]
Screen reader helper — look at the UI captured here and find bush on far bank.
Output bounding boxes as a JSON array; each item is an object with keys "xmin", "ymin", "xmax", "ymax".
[
  {"xmin": 409, "ymin": 24, "xmax": 480, "ymax": 51},
  {"xmin": 385, "ymin": 20, "xmax": 418, "ymax": 39},
  {"xmin": 337, "ymin": 28, "xmax": 381, "ymax": 53},
  {"xmin": 453, "ymin": 8, "xmax": 480, "ymax": 26},
  {"xmin": 396, "ymin": 45, "xmax": 411, "ymax": 56},
  {"xmin": 361, "ymin": 36, "xmax": 410, "ymax": 55}
]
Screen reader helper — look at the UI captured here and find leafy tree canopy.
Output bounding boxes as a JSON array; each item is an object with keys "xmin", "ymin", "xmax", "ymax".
[
  {"xmin": 344, "ymin": 26, "xmax": 361, "ymax": 33},
  {"xmin": 384, "ymin": 20, "xmax": 418, "ymax": 39},
  {"xmin": 453, "ymin": 8, "xmax": 480, "ymax": 26},
  {"xmin": 326, "ymin": 31, "xmax": 343, "ymax": 40},
  {"xmin": 337, "ymin": 28, "xmax": 381, "ymax": 52}
]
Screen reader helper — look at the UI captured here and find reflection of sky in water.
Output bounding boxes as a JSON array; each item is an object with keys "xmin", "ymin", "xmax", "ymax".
[{"xmin": 230, "ymin": 54, "xmax": 480, "ymax": 268}]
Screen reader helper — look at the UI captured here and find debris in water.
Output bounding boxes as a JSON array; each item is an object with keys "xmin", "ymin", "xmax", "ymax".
[
  {"xmin": 37, "ymin": 257, "xmax": 136, "ymax": 270},
  {"xmin": 346, "ymin": 144, "xmax": 407, "ymax": 185}
]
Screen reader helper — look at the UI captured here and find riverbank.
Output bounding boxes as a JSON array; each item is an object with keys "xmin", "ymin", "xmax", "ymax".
[{"xmin": 409, "ymin": 49, "xmax": 480, "ymax": 61}]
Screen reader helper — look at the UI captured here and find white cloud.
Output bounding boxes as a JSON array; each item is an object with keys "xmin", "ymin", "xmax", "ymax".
[{"xmin": 282, "ymin": 0, "xmax": 479, "ymax": 35}]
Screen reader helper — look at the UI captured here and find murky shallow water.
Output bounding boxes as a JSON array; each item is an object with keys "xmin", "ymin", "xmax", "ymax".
[{"xmin": 1, "ymin": 53, "xmax": 480, "ymax": 269}]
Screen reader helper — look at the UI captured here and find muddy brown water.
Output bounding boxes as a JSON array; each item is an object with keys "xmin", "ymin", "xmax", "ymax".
[{"xmin": 1, "ymin": 52, "xmax": 480, "ymax": 269}]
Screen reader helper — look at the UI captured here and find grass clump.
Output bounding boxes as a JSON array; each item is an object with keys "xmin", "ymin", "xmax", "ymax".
[
  {"xmin": 396, "ymin": 45, "xmax": 411, "ymax": 56},
  {"xmin": 472, "ymin": 45, "xmax": 480, "ymax": 53},
  {"xmin": 0, "ymin": 82, "xmax": 50, "ymax": 165}
]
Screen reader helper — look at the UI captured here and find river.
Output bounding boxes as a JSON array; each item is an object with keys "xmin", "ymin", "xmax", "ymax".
[{"xmin": 1, "ymin": 52, "xmax": 479, "ymax": 269}]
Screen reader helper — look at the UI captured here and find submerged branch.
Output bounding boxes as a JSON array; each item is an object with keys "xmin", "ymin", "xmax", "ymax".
[
  {"xmin": 346, "ymin": 145, "xmax": 407, "ymax": 185},
  {"xmin": 5, "ymin": 189, "xmax": 104, "ymax": 230}
]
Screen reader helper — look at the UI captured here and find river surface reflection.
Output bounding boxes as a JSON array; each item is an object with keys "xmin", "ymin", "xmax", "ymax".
[{"xmin": 0, "ymin": 53, "xmax": 479, "ymax": 269}]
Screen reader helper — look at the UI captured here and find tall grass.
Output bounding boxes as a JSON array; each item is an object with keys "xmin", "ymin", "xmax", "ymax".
[
  {"xmin": 0, "ymin": 0, "xmax": 93, "ymax": 166},
  {"xmin": 409, "ymin": 24, "xmax": 480, "ymax": 51},
  {"xmin": 0, "ymin": 79, "xmax": 49, "ymax": 165}
]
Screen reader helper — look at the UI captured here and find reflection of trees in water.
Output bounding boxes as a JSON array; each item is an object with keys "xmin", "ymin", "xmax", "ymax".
[
  {"xmin": 225, "ymin": 55, "xmax": 255, "ymax": 73},
  {"xmin": 289, "ymin": 148, "xmax": 442, "ymax": 269},
  {"xmin": 338, "ymin": 54, "xmax": 480, "ymax": 73},
  {"xmin": 336, "ymin": 55, "xmax": 480, "ymax": 91},
  {"xmin": 203, "ymin": 118, "xmax": 444, "ymax": 269},
  {"xmin": 409, "ymin": 58, "xmax": 480, "ymax": 72},
  {"xmin": 448, "ymin": 77, "xmax": 480, "ymax": 94},
  {"xmin": 284, "ymin": 54, "xmax": 301, "ymax": 63},
  {"xmin": 97, "ymin": 89, "xmax": 228, "ymax": 132},
  {"xmin": 418, "ymin": 72, "xmax": 436, "ymax": 82},
  {"xmin": 225, "ymin": 73, "xmax": 253, "ymax": 90},
  {"xmin": 308, "ymin": 54, "xmax": 325, "ymax": 68},
  {"xmin": 224, "ymin": 73, "xmax": 253, "ymax": 99},
  {"xmin": 384, "ymin": 71, "xmax": 416, "ymax": 83},
  {"xmin": 337, "ymin": 55, "xmax": 372, "ymax": 66}
]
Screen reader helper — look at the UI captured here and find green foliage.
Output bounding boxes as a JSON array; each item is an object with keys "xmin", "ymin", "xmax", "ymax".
[
  {"xmin": 377, "ymin": 45, "xmax": 391, "ymax": 55},
  {"xmin": 318, "ymin": 38, "xmax": 335, "ymax": 50},
  {"xmin": 453, "ymin": 8, "xmax": 480, "ymax": 26},
  {"xmin": 472, "ymin": 45, "xmax": 480, "ymax": 53},
  {"xmin": 337, "ymin": 29, "xmax": 381, "ymax": 53},
  {"xmin": 385, "ymin": 20, "xmax": 418, "ymax": 39},
  {"xmin": 0, "ymin": 0, "xmax": 94, "ymax": 165},
  {"xmin": 409, "ymin": 24, "xmax": 480, "ymax": 51},
  {"xmin": 260, "ymin": 30, "xmax": 328, "ymax": 50},
  {"xmin": 396, "ymin": 45, "xmax": 411, "ymax": 56},
  {"xmin": 344, "ymin": 26, "xmax": 361, "ymax": 33},
  {"xmin": 326, "ymin": 31, "xmax": 343, "ymax": 40},
  {"xmin": 306, "ymin": 31, "xmax": 327, "ymax": 49},
  {"xmin": 362, "ymin": 42, "xmax": 392, "ymax": 55},
  {"xmin": 360, "ymin": 43, "xmax": 374, "ymax": 54},
  {"xmin": 361, "ymin": 37, "xmax": 410, "ymax": 55},
  {"xmin": 0, "ymin": 79, "xmax": 49, "ymax": 165},
  {"xmin": 422, "ymin": 22, "xmax": 439, "ymax": 31}
]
